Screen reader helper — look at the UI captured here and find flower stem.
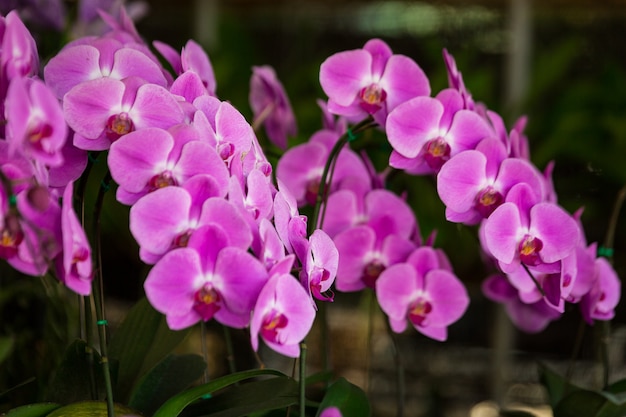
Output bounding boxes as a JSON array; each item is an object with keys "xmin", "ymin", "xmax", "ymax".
[
  {"xmin": 598, "ymin": 184, "xmax": 626, "ymax": 388},
  {"xmin": 521, "ymin": 263, "xmax": 546, "ymax": 297},
  {"xmin": 92, "ymin": 171, "xmax": 114, "ymax": 417},
  {"xmin": 309, "ymin": 116, "xmax": 376, "ymax": 234},
  {"xmin": 223, "ymin": 324, "xmax": 237, "ymax": 375},
  {"xmin": 299, "ymin": 342, "xmax": 307, "ymax": 417},
  {"xmin": 385, "ymin": 319, "xmax": 405, "ymax": 417}
]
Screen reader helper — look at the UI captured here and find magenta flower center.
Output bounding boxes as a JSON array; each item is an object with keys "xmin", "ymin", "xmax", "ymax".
[
  {"xmin": 475, "ymin": 187, "xmax": 504, "ymax": 218},
  {"xmin": 193, "ymin": 284, "xmax": 221, "ymax": 321},
  {"xmin": 305, "ymin": 178, "xmax": 322, "ymax": 206},
  {"xmin": 260, "ymin": 310, "xmax": 288, "ymax": 344},
  {"xmin": 28, "ymin": 122, "xmax": 53, "ymax": 147},
  {"xmin": 72, "ymin": 247, "xmax": 89, "ymax": 264},
  {"xmin": 148, "ymin": 171, "xmax": 177, "ymax": 191},
  {"xmin": 0, "ymin": 224, "xmax": 23, "ymax": 259},
  {"xmin": 518, "ymin": 234, "xmax": 543, "ymax": 266},
  {"xmin": 217, "ymin": 142, "xmax": 234, "ymax": 161},
  {"xmin": 358, "ymin": 83, "xmax": 387, "ymax": 114},
  {"xmin": 362, "ymin": 259, "xmax": 386, "ymax": 289},
  {"xmin": 172, "ymin": 230, "xmax": 192, "ymax": 248},
  {"xmin": 422, "ymin": 137, "xmax": 451, "ymax": 171},
  {"xmin": 408, "ymin": 298, "xmax": 432, "ymax": 326},
  {"xmin": 105, "ymin": 112, "xmax": 135, "ymax": 142}
]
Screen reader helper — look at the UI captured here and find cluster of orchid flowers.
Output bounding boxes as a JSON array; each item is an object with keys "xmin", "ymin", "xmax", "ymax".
[{"xmin": 0, "ymin": 4, "xmax": 620, "ymax": 367}]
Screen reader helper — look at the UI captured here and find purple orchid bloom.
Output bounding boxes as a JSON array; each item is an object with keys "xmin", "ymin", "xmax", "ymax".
[
  {"xmin": 250, "ymin": 273, "xmax": 316, "ymax": 358},
  {"xmin": 482, "ymin": 274, "xmax": 562, "ymax": 333},
  {"xmin": 0, "ymin": 10, "xmax": 38, "ymax": 82},
  {"xmin": 63, "ymin": 76, "xmax": 184, "ymax": 151},
  {"xmin": 249, "ymin": 65, "xmax": 297, "ymax": 150},
  {"xmin": 319, "ymin": 407, "xmax": 342, "ymax": 417},
  {"xmin": 322, "ymin": 188, "xmax": 416, "ymax": 240},
  {"xmin": 0, "ymin": 0, "xmax": 66, "ymax": 31},
  {"xmin": 107, "ymin": 124, "xmax": 229, "ymax": 205},
  {"xmin": 580, "ymin": 256, "xmax": 621, "ymax": 324},
  {"xmin": 300, "ymin": 229, "xmax": 338, "ymax": 302},
  {"xmin": 442, "ymin": 48, "xmax": 475, "ymax": 111},
  {"xmin": 6, "ymin": 187, "xmax": 62, "ymax": 276},
  {"xmin": 47, "ymin": 139, "xmax": 89, "ymax": 190},
  {"xmin": 5, "ymin": 76, "xmax": 67, "ymax": 167},
  {"xmin": 153, "ymin": 39, "xmax": 216, "ymax": 95},
  {"xmin": 227, "ymin": 169, "xmax": 274, "ymax": 255},
  {"xmin": 56, "ymin": 181, "xmax": 93, "ymax": 295},
  {"xmin": 276, "ymin": 129, "xmax": 370, "ymax": 207},
  {"xmin": 191, "ymin": 95, "xmax": 254, "ymax": 168},
  {"xmin": 319, "ymin": 38, "xmax": 430, "ymax": 126},
  {"xmin": 129, "ymin": 175, "xmax": 250, "ymax": 264},
  {"xmin": 436, "ymin": 138, "xmax": 545, "ymax": 224},
  {"xmin": 482, "ymin": 182, "xmax": 580, "ymax": 274},
  {"xmin": 144, "ymin": 223, "xmax": 268, "ymax": 330},
  {"xmin": 255, "ymin": 218, "xmax": 288, "ymax": 272},
  {"xmin": 333, "ymin": 225, "xmax": 415, "ymax": 292},
  {"xmin": 376, "ymin": 246, "xmax": 469, "ymax": 341},
  {"xmin": 44, "ymin": 37, "xmax": 168, "ymax": 100},
  {"xmin": 387, "ymin": 88, "xmax": 493, "ymax": 174}
]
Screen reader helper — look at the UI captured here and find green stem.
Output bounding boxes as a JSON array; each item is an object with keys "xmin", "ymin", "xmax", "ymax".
[
  {"xmin": 598, "ymin": 184, "xmax": 626, "ymax": 389},
  {"xmin": 309, "ymin": 117, "xmax": 376, "ymax": 234},
  {"xmin": 200, "ymin": 321, "xmax": 210, "ymax": 383},
  {"xmin": 522, "ymin": 263, "xmax": 546, "ymax": 297},
  {"xmin": 364, "ymin": 289, "xmax": 375, "ymax": 395},
  {"xmin": 318, "ymin": 301, "xmax": 330, "ymax": 376},
  {"xmin": 92, "ymin": 172, "xmax": 114, "ymax": 417},
  {"xmin": 385, "ymin": 320, "xmax": 405, "ymax": 417},
  {"xmin": 299, "ymin": 342, "xmax": 307, "ymax": 417},
  {"xmin": 223, "ymin": 324, "xmax": 237, "ymax": 375},
  {"xmin": 83, "ymin": 294, "xmax": 98, "ymax": 400}
]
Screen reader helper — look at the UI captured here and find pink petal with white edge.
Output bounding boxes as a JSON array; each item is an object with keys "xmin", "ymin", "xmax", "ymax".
[
  {"xmin": 144, "ymin": 248, "xmax": 202, "ymax": 321},
  {"xmin": 386, "ymin": 96, "xmax": 443, "ymax": 159},
  {"xmin": 422, "ymin": 269, "xmax": 469, "ymax": 327},
  {"xmin": 445, "ymin": 109, "xmax": 492, "ymax": 153},
  {"xmin": 320, "ymin": 49, "xmax": 372, "ymax": 107},
  {"xmin": 376, "ymin": 263, "xmax": 416, "ymax": 322},
  {"xmin": 129, "ymin": 186, "xmax": 191, "ymax": 257},
  {"xmin": 108, "ymin": 127, "xmax": 174, "ymax": 193},
  {"xmin": 63, "ymin": 77, "xmax": 124, "ymax": 139},
  {"xmin": 130, "ymin": 84, "xmax": 184, "ymax": 129},
  {"xmin": 380, "ymin": 54, "xmax": 430, "ymax": 111},
  {"xmin": 436, "ymin": 150, "xmax": 487, "ymax": 213},
  {"xmin": 484, "ymin": 202, "xmax": 523, "ymax": 265},
  {"xmin": 529, "ymin": 203, "xmax": 579, "ymax": 264}
]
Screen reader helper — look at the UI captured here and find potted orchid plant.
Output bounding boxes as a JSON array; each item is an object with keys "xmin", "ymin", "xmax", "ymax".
[{"xmin": 0, "ymin": 2, "xmax": 624, "ymax": 417}]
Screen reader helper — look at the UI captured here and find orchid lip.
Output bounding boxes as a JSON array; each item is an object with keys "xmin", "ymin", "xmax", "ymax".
[
  {"xmin": 518, "ymin": 234, "xmax": 543, "ymax": 266},
  {"xmin": 358, "ymin": 83, "xmax": 387, "ymax": 114},
  {"xmin": 193, "ymin": 284, "xmax": 221, "ymax": 321}
]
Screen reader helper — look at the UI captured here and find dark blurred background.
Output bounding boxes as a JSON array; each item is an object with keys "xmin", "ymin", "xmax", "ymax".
[{"xmin": 2, "ymin": 0, "xmax": 626, "ymax": 415}]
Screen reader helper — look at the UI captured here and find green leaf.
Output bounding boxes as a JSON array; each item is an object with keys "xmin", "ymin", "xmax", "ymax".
[
  {"xmin": 606, "ymin": 377, "xmax": 626, "ymax": 395},
  {"xmin": 538, "ymin": 363, "xmax": 582, "ymax": 408},
  {"xmin": 315, "ymin": 377, "xmax": 370, "ymax": 417},
  {"xmin": 108, "ymin": 297, "xmax": 192, "ymax": 402},
  {"xmin": 45, "ymin": 339, "xmax": 103, "ymax": 404},
  {"xmin": 152, "ymin": 368, "xmax": 289, "ymax": 417},
  {"xmin": 554, "ymin": 389, "xmax": 626, "ymax": 417},
  {"xmin": 128, "ymin": 353, "xmax": 207, "ymax": 416},
  {"xmin": 45, "ymin": 401, "xmax": 139, "ymax": 417},
  {"xmin": 0, "ymin": 335, "xmax": 14, "ymax": 364},
  {"xmin": 5, "ymin": 403, "xmax": 61, "ymax": 417},
  {"xmin": 183, "ymin": 375, "xmax": 298, "ymax": 417}
]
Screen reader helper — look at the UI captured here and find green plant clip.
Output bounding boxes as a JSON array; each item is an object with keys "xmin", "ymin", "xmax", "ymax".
[
  {"xmin": 347, "ymin": 128, "xmax": 360, "ymax": 142},
  {"xmin": 597, "ymin": 246, "xmax": 614, "ymax": 258}
]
